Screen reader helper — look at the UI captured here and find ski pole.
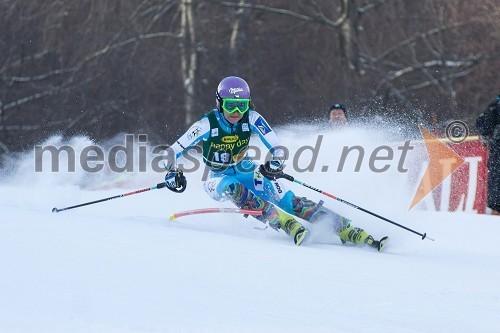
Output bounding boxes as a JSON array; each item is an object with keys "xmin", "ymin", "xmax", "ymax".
[
  {"xmin": 278, "ymin": 172, "xmax": 434, "ymax": 241},
  {"xmin": 52, "ymin": 182, "xmax": 166, "ymax": 213}
]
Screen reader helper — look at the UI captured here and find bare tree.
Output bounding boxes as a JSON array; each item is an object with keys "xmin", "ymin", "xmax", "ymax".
[
  {"xmin": 218, "ymin": 0, "xmax": 494, "ymax": 125},
  {"xmin": 179, "ymin": 0, "xmax": 198, "ymax": 126},
  {"xmin": 0, "ymin": 1, "xmax": 182, "ymax": 149}
]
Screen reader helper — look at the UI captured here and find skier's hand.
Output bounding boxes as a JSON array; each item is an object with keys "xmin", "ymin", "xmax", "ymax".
[
  {"xmin": 259, "ymin": 160, "xmax": 284, "ymax": 180},
  {"xmin": 165, "ymin": 168, "xmax": 187, "ymax": 193}
]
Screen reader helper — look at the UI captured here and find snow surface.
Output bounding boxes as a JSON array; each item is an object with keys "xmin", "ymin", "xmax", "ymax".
[{"xmin": 1, "ymin": 125, "xmax": 499, "ymax": 333}]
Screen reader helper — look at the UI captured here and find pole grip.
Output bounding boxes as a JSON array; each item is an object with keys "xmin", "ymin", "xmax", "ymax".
[{"xmin": 280, "ymin": 172, "xmax": 295, "ymax": 181}]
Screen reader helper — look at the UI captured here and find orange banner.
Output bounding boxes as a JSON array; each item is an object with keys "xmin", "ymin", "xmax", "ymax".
[{"xmin": 408, "ymin": 136, "xmax": 488, "ymax": 213}]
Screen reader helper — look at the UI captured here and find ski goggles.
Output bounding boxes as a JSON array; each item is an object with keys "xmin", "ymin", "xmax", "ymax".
[{"xmin": 221, "ymin": 98, "xmax": 251, "ymax": 114}]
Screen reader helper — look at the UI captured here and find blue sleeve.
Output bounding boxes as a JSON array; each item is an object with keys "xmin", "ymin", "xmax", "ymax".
[{"xmin": 248, "ymin": 111, "xmax": 286, "ymax": 158}]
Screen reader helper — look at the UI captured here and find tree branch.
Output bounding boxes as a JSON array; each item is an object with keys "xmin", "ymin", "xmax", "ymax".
[
  {"xmin": 220, "ymin": 1, "xmax": 314, "ymax": 21},
  {"xmin": 5, "ymin": 67, "xmax": 76, "ymax": 85},
  {"xmin": 375, "ymin": 22, "xmax": 466, "ymax": 62},
  {"xmin": 220, "ymin": 0, "xmax": 348, "ymax": 27}
]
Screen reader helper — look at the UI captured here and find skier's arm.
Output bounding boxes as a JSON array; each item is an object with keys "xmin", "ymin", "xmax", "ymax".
[
  {"xmin": 164, "ymin": 117, "xmax": 210, "ymax": 192},
  {"xmin": 165, "ymin": 117, "xmax": 211, "ymax": 170},
  {"xmin": 249, "ymin": 111, "xmax": 287, "ymax": 163}
]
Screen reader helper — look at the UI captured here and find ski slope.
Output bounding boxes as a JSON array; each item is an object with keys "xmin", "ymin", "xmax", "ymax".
[{"xmin": 1, "ymin": 125, "xmax": 499, "ymax": 333}]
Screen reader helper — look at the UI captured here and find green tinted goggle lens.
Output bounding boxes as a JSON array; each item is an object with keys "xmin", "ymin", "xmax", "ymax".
[{"xmin": 222, "ymin": 98, "xmax": 250, "ymax": 114}]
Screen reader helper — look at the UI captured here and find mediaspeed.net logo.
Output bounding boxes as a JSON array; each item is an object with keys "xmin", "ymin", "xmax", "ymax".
[{"xmin": 409, "ymin": 121, "xmax": 469, "ymax": 210}]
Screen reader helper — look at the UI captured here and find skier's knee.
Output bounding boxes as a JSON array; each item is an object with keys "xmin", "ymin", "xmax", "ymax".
[
  {"xmin": 291, "ymin": 196, "xmax": 322, "ymax": 220},
  {"xmin": 223, "ymin": 183, "xmax": 271, "ymax": 215},
  {"xmin": 203, "ymin": 177, "xmax": 225, "ymax": 201}
]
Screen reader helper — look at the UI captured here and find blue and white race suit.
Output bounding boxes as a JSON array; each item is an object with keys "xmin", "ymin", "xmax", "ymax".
[{"xmin": 169, "ymin": 109, "xmax": 297, "ymax": 213}]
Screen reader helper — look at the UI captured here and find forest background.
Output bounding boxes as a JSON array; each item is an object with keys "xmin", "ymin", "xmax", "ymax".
[{"xmin": 0, "ymin": 0, "xmax": 498, "ymax": 154}]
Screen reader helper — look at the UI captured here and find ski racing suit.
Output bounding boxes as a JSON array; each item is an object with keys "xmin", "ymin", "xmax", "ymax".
[{"xmin": 167, "ymin": 108, "xmax": 373, "ymax": 246}]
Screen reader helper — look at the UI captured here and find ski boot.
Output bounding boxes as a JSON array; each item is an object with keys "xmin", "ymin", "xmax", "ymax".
[
  {"xmin": 281, "ymin": 219, "xmax": 309, "ymax": 246},
  {"xmin": 339, "ymin": 226, "xmax": 389, "ymax": 252},
  {"xmin": 339, "ymin": 226, "xmax": 369, "ymax": 245},
  {"xmin": 294, "ymin": 227, "xmax": 309, "ymax": 246},
  {"xmin": 225, "ymin": 183, "xmax": 309, "ymax": 246},
  {"xmin": 270, "ymin": 211, "xmax": 309, "ymax": 246}
]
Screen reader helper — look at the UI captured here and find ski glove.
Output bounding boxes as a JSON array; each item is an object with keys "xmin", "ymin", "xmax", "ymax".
[
  {"xmin": 259, "ymin": 160, "xmax": 284, "ymax": 180},
  {"xmin": 165, "ymin": 168, "xmax": 187, "ymax": 193}
]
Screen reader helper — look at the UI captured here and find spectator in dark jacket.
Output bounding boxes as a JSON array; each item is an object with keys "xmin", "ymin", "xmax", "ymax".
[
  {"xmin": 476, "ymin": 95, "xmax": 500, "ymax": 215},
  {"xmin": 328, "ymin": 103, "xmax": 349, "ymax": 129}
]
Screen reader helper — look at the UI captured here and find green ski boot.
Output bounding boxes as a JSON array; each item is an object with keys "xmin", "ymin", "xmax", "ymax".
[
  {"xmin": 281, "ymin": 218, "xmax": 309, "ymax": 246},
  {"xmin": 293, "ymin": 226, "xmax": 309, "ymax": 246},
  {"xmin": 340, "ymin": 226, "xmax": 389, "ymax": 252},
  {"xmin": 339, "ymin": 226, "xmax": 369, "ymax": 245}
]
